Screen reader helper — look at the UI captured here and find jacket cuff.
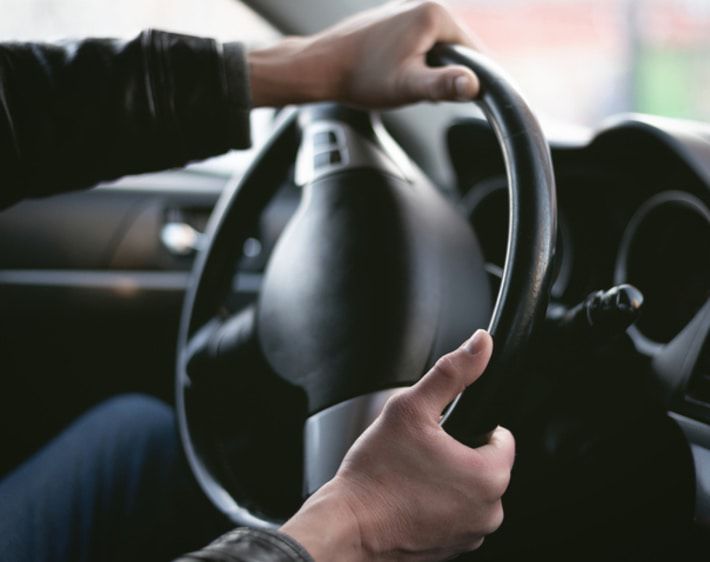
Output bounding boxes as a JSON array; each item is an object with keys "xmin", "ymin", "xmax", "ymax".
[
  {"xmin": 222, "ymin": 42, "xmax": 252, "ymax": 149},
  {"xmin": 175, "ymin": 527, "xmax": 315, "ymax": 562},
  {"xmin": 142, "ymin": 30, "xmax": 253, "ymax": 163}
]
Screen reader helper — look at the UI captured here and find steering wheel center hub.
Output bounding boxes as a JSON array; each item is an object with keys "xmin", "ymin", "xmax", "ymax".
[{"xmin": 258, "ymin": 107, "xmax": 492, "ymax": 414}]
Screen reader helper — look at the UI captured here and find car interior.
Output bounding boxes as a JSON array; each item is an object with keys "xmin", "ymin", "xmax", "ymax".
[{"xmin": 1, "ymin": 0, "xmax": 709, "ymax": 560}]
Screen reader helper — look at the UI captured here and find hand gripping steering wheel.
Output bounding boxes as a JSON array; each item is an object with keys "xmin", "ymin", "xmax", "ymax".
[{"xmin": 176, "ymin": 45, "xmax": 556, "ymax": 526}]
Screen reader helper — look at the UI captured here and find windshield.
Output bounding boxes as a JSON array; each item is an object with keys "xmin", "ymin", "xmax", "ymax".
[{"xmin": 448, "ymin": 0, "xmax": 710, "ymax": 126}]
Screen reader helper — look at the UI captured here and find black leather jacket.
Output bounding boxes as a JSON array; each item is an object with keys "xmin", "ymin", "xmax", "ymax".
[
  {"xmin": 0, "ymin": 30, "xmax": 250, "ymax": 209},
  {"xmin": 0, "ymin": 31, "xmax": 313, "ymax": 562}
]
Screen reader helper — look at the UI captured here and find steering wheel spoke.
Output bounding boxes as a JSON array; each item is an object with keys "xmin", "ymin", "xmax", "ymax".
[
  {"xmin": 181, "ymin": 303, "xmax": 309, "ymax": 521},
  {"xmin": 184, "ymin": 305, "xmax": 258, "ymax": 388}
]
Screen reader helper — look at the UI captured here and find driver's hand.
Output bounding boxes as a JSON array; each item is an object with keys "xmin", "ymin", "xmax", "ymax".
[
  {"xmin": 248, "ymin": 1, "xmax": 480, "ymax": 108},
  {"xmin": 281, "ymin": 330, "xmax": 515, "ymax": 562}
]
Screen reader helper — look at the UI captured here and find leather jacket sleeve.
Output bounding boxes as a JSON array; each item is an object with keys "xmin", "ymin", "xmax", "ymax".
[
  {"xmin": 174, "ymin": 528, "xmax": 315, "ymax": 562},
  {"xmin": 0, "ymin": 30, "xmax": 251, "ymax": 210}
]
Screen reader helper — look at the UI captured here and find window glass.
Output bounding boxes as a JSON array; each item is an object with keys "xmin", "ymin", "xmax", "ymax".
[{"xmin": 448, "ymin": 0, "xmax": 710, "ymax": 126}]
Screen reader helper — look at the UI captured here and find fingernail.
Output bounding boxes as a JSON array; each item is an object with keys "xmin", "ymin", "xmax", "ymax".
[
  {"xmin": 454, "ymin": 75, "xmax": 473, "ymax": 100},
  {"xmin": 461, "ymin": 329, "xmax": 486, "ymax": 355}
]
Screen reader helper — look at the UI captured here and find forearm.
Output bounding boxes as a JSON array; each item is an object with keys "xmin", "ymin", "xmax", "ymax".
[
  {"xmin": 0, "ymin": 31, "xmax": 251, "ymax": 209},
  {"xmin": 248, "ymin": 37, "xmax": 338, "ymax": 108}
]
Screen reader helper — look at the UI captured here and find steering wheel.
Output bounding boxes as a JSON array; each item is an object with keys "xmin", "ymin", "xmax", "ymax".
[{"xmin": 176, "ymin": 45, "xmax": 556, "ymax": 527}]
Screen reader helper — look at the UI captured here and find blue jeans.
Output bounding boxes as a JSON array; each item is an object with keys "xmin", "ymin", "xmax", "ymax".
[{"xmin": 0, "ymin": 394, "xmax": 229, "ymax": 562}]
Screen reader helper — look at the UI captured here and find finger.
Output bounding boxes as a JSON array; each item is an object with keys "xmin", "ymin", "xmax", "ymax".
[
  {"xmin": 410, "ymin": 1, "xmax": 478, "ymax": 49},
  {"xmin": 476, "ymin": 425, "xmax": 516, "ymax": 470},
  {"xmin": 410, "ymin": 329, "xmax": 493, "ymax": 415},
  {"xmin": 434, "ymin": 10, "xmax": 478, "ymax": 50},
  {"xmin": 400, "ymin": 62, "xmax": 480, "ymax": 102}
]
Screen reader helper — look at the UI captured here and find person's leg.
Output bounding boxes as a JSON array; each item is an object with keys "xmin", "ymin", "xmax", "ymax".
[{"xmin": 0, "ymin": 394, "xmax": 229, "ymax": 562}]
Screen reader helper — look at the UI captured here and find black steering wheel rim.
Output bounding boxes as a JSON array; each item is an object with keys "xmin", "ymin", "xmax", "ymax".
[
  {"xmin": 430, "ymin": 45, "xmax": 557, "ymax": 440},
  {"xmin": 176, "ymin": 44, "xmax": 557, "ymax": 526}
]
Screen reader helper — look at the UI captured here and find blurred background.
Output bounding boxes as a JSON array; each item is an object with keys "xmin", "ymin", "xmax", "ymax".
[
  {"xmin": 1, "ymin": 0, "xmax": 709, "ymax": 127},
  {"xmin": 448, "ymin": 0, "xmax": 710, "ymax": 126}
]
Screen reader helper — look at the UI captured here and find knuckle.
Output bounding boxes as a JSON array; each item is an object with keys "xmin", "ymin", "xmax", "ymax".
[
  {"xmin": 425, "ymin": 80, "xmax": 441, "ymax": 102},
  {"xmin": 497, "ymin": 426, "xmax": 516, "ymax": 452},
  {"xmin": 383, "ymin": 390, "xmax": 420, "ymax": 423},
  {"xmin": 479, "ymin": 460, "xmax": 511, "ymax": 501},
  {"xmin": 485, "ymin": 502, "xmax": 505, "ymax": 534},
  {"xmin": 433, "ymin": 354, "xmax": 462, "ymax": 385},
  {"xmin": 414, "ymin": 1, "xmax": 446, "ymax": 28},
  {"xmin": 490, "ymin": 469, "xmax": 512, "ymax": 497}
]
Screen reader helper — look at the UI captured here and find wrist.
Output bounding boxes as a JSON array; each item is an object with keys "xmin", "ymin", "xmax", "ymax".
[
  {"xmin": 247, "ymin": 36, "xmax": 344, "ymax": 107},
  {"xmin": 280, "ymin": 479, "xmax": 368, "ymax": 562}
]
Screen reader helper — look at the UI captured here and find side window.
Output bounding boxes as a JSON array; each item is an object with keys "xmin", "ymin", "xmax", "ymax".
[{"xmin": 1, "ymin": 0, "xmax": 277, "ymax": 44}]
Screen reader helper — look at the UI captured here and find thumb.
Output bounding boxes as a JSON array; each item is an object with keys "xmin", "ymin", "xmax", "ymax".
[
  {"xmin": 410, "ymin": 330, "xmax": 493, "ymax": 417},
  {"xmin": 401, "ymin": 62, "xmax": 480, "ymax": 102}
]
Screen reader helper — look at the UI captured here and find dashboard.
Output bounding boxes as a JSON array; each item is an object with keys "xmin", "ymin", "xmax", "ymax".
[{"xmin": 448, "ymin": 114, "xmax": 710, "ymax": 529}]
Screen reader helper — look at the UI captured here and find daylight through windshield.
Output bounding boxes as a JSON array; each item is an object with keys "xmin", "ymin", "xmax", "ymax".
[{"xmin": 448, "ymin": 0, "xmax": 710, "ymax": 126}]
